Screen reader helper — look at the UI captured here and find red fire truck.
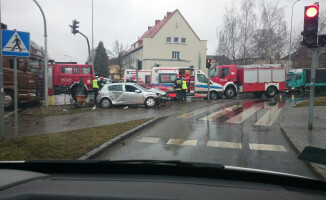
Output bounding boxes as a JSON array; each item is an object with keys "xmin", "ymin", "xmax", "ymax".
[
  {"xmin": 210, "ymin": 64, "xmax": 286, "ymax": 98},
  {"xmin": 48, "ymin": 64, "xmax": 95, "ymax": 99}
]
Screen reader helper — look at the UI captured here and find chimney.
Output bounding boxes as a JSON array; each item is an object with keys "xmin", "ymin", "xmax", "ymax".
[
  {"xmin": 155, "ymin": 20, "xmax": 160, "ymax": 25},
  {"xmin": 167, "ymin": 12, "xmax": 172, "ymax": 17},
  {"xmin": 148, "ymin": 26, "xmax": 152, "ymax": 31}
]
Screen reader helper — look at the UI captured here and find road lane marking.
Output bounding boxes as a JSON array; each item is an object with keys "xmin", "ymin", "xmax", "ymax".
[
  {"xmin": 137, "ymin": 137, "xmax": 161, "ymax": 143},
  {"xmin": 207, "ymin": 141, "xmax": 242, "ymax": 149},
  {"xmin": 198, "ymin": 105, "xmax": 242, "ymax": 121},
  {"xmin": 249, "ymin": 143, "xmax": 286, "ymax": 152},
  {"xmin": 255, "ymin": 106, "xmax": 282, "ymax": 126},
  {"xmin": 226, "ymin": 106, "xmax": 261, "ymax": 124},
  {"xmin": 167, "ymin": 139, "xmax": 197, "ymax": 146},
  {"xmin": 177, "ymin": 103, "xmax": 223, "ymax": 119}
]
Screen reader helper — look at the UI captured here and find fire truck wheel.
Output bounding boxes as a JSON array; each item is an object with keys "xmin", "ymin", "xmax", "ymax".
[
  {"xmin": 210, "ymin": 91, "xmax": 218, "ymax": 100},
  {"xmin": 265, "ymin": 86, "xmax": 277, "ymax": 98},
  {"xmin": 100, "ymin": 98, "xmax": 111, "ymax": 108},
  {"xmin": 4, "ymin": 91, "xmax": 14, "ymax": 109},
  {"xmin": 224, "ymin": 87, "xmax": 236, "ymax": 99},
  {"xmin": 145, "ymin": 97, "xmax": 156, "ymax": 108}
]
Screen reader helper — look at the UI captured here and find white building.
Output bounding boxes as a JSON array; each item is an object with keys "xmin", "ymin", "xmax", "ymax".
[{"xmin": 123, "ymin": 9, "xmax": 207, "ymax": 74}]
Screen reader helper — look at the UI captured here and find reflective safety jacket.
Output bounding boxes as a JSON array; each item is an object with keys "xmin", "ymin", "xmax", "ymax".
[
  {"xmin": 92, "ymin": 79, "xmax": 99, "ymax": 89},
  {"xmin": 174, "ymin": 78, "xmax": 182, "ymax": 91},
  {"xmin": 182, "ymin": 80, "xmax": 188, "ymax": 90}
]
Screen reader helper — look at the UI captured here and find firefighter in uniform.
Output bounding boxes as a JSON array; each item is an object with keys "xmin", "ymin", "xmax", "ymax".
[
  {"xmin": 174, "ymin": 75, "xmax": 182, "ymax": 102},
  {"xmin": 181, "ymin": 77, "xmax": 188, "ymax": 101},
  {"xmin": 92, "ymin": 78, "xmax": 100, "ymax": 106}
]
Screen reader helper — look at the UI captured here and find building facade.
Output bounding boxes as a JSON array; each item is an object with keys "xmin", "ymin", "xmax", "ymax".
[{"xmin": 123, "ymin": 9, "xmax": 207, "ymax": 74}]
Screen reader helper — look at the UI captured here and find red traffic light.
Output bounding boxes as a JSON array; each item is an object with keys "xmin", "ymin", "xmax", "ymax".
[
  {"xmin": 306, "ymin": 6, "xmax": 318, "ymax": 18},
  {"xmin": 207, "ymin": 59, "xmax": 211, "ymax": 63}
]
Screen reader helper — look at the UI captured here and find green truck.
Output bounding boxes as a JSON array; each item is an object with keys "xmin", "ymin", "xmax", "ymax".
[{"xmin": 286, "ymin": 69, "xmax": 326, "ymax": 93}]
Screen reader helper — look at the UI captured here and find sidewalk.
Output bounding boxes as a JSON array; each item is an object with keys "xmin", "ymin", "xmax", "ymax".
[{"xmin": 280, "ymin": 105, "xmax": 326, "ymax": 181}]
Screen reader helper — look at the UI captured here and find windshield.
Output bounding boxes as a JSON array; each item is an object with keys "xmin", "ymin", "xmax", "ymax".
[
  {"xmin": 1, "ymin": 0, "xmax": 325, "ymax": 183},
  {"xmin": 286, "ymin": 74, "xmax": 294, "ymax": 81}
]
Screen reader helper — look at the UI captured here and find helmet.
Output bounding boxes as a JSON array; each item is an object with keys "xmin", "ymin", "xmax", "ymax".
[{"xmin": 100, "ymin": 76, "xmax": 104, "ymax": 80}]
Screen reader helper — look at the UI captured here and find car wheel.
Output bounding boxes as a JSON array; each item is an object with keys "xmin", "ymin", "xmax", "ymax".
[
  {"xmin": 4, "ymin": 91, "xmax": 14, "ymax": 109},
  {"xmin": 224, "ymin": 87, "xmax": 235, "ymax": 99},
  {"xmin": 210, "ymin": 91, "xmax": 218, "ymax": 100},
  {"xmin": 100, "ymin": 98, "xmax": 111, "ymax": 108},
  {"xmin": 145, "ymin": 97, "xmax": 156, "ymax": 108},
  {"xmin": 265, "ymin": 86, "xmax": 277, "ymax": 98}
]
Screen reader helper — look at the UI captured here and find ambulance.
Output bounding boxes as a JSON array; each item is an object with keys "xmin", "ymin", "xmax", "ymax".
[{"xmin": 124, "ymin": 67, "xmax": 223, "ymax": 99}]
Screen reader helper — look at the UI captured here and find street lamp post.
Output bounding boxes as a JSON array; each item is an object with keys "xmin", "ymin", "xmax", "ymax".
[
  {"xmin": 288, "ymin": 0, "xmax": 300, "ymax": 65},
  {"xmin": 33, "ymin": 0, "xmax": 48, "ymax": 107}
]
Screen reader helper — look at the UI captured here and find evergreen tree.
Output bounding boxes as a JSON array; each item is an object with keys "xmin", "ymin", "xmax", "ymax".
[{"xmin": 94, "ymin": 41, "xmax": 108, "ymax": 76}]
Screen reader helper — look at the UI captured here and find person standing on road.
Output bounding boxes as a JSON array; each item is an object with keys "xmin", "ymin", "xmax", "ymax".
[
  {"xmin": 92, "ymin": 77, "xmax": 100, "ymax": 108},
  {"xmin": 174, "ymin": 75, "xmax": 182, "ymax": 102},
  {"xmin": 98, "ymin": 76, "xmax": 105, "ymax": 90},
  {"xmin": 182, "ymin": 77, "xmax": 188, "ymax": 101}
]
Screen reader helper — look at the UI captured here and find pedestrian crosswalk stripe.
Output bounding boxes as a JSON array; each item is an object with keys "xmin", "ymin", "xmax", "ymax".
[
  {"xmin": 226, "ymin": 106, "xmax": 261, "ymax": 124},
  {"xmin": 167, "ymin": 139, "xmax": 197, "ymax": 146},
  {"xmin": 207, "ymin": 141, "xmax": 242, "ymax": 149},
  {"xmin": 138, "ymin": 137, "xmax": 161, "ymax": 143},
  {"xmin": 255, "ymin": 106, "xmax": 282, "ymax": 126},
  {"xmin": 198, "ymin": 105, "xmax": 241, "ymax": 121},
  {"xmin": 177, "ymin": 103, "xmax": 223, "ymax": 119},
  {"xmin": 249, "ymin": 143, "xmax": 286, "ymax": 152}
]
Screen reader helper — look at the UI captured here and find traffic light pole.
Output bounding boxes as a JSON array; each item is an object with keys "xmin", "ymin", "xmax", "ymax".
[
  {"xmin": 136, "ymin": 60, "xmax": 139, "ymax": 83},
  {"xmin": 207, "ymin": 68, "xmax": 211, "ymax": 100},
  {"xmin": 308, "ymin": 48, "xmax": 317, "ymax": 130},
  {"xmin": 78, "ymin": 31, "xmax": 90, "ymax": 59}
]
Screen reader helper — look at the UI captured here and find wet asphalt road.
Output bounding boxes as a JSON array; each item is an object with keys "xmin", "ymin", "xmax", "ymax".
[{"xmin": 97, "ymin": 93, "xmax": 318, "ymax": 179}]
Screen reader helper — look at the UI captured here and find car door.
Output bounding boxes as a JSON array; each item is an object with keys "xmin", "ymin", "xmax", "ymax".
[
  {"xmin": 107, "ymin": 84, "xmax": 124, "ymax": 104},
  {"xmin": 195, "ymin": 72, "xmax": 210, "ymax": 95},
  {"xmin": 124, "ymin": 84, "xmax": 144, "ymax": 104}
]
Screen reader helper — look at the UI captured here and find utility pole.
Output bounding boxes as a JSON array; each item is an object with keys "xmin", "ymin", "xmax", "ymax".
[
  {"xmin": 0, "ymin": 0, "xmax": 5, "ymax": 141},
  {"xmin": 308, "ymin": 49, "xmax": 317, "ymax": 130}
]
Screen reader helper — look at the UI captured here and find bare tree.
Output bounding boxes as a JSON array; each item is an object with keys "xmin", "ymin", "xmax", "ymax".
[
  {"xmin": 239, "ymin": 0, "xmax": 256, "ymax": 64},
  {"xmin": 217, "ymin": 2, "xmax": 241, "ymax": 63},
  {"xmin": 252, "ymin": 0, "xmax": 287, "ymax": 63},
  {"xmin": 107, "ymin": 40, "xmax": 128, "ymax": 77}
]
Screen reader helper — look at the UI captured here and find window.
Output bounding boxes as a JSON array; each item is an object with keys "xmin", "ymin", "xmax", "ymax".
[
  {"xmin": 73, "ymin": 67, "xmax": 79, "ymax": 74},
  {"xmin": 61, "ymin": 67, "xmax": 72, "ymax": 74},
  {"xmin": 159, "ymin": 74, "xmax": 177, "ymax": 83},
  {"xmin": 181, "ymin": 37, "xmax": 186, "ymax": 44},
  {"xmin": 125, "ymin": 85, "xmax": 139, "ymax": 92},
  {"xmin": 108, "ymin": 84, "xmax": 123, "ymax": 91},
  {"xmin": 295, "ymin": 74, "xmax": 302, "ymax": 80},
  {"xmin": 197, "ymin": 74, "xmax": 209, "ymax": 83},
  {"xmin": 166, "ymin": 37, "xmax": 171, "ymax": 43},
  {"xmin": 221, "ymin": 68, "xmax": 229, "ymax": 78},
  {"xmin": 172, "ymin": 51, "xmax": 180, "ymax": 60},
  {"xmin": 210, "ymin": 68, "xmax": 219, "ymax": 78},
  {"xmin": 81, "ymin": 67, "xmax": 91, "ymax": 74},
  {"xmin": 174, "ymin": 37, "xmax": 179, "ymax": 43},
  {"xmin": 145, "ymin": 75, "xmax": 151, "ymax": 84}
]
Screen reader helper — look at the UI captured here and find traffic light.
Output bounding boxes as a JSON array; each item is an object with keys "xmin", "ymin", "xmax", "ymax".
[
  {"xmin": 69, "ymin": 20, "xmax": 80, "ymax": 35},
  {"xmin": 206, "ymin": 59, "xmax": 211, "ymax": 68},
  {"xmin": 301, "ymin": 4, "xmax": 319, "ymax": 48}
]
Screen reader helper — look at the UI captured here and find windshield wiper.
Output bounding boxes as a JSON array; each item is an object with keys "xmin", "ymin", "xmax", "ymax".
[{"xmin": 97, "ymin": 160, "xmax": 225, "ymax": 169}]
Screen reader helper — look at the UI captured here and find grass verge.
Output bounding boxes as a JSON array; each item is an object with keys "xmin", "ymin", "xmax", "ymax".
[
  {"xmin": 295, "ymin": 97, "xmax": 326, "ymax": 107},
  {"xmin": 0, "ymin": 118, "xmax": 150, "ymax": 161},
  {"xmin": 20, "ymin": 105, "xmax": 95, "ymax": 117}
]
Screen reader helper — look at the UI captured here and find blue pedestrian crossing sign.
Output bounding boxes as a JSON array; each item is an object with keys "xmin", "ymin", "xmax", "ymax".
[{"xmin": 2, "ymin": 30, "xmax": 30, "ymax": 57}]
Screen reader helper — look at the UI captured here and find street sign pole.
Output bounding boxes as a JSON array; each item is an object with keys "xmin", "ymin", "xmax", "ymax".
[
  {"xmin": 0, "ymin": 0, "xmax": 5, "ymax": 141},
  {"xmin": 13, "ymin": 57, "xmax": 18, "ymax": 140},
  {"xmin": 308, "ymin": 48, "xmax": 317, "ymax": 130}
]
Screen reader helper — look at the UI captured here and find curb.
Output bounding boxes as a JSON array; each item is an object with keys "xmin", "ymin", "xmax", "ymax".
[
  {"xmin": 78, "ymin": 117, "xmax": 164, "ymax": 160},
  {"xmin": 280, "ymin": 126, "xmax": 326, "ymax": 181}
]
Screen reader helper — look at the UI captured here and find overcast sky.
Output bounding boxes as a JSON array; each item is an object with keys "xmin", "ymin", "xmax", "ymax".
[{"xmin": 1, "ymin": 0, "xmax": 325, "ymax": 63}]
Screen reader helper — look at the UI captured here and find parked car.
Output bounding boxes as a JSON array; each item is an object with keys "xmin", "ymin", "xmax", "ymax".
[{"xmin": 96, "ymin": 83, "xmax": 160, "ymax": 108}]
